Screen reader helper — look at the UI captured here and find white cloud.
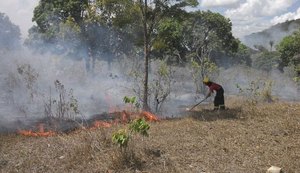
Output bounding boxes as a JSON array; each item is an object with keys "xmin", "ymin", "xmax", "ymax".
[
  {"xmin": 271, "ymin": 7, "xmax": 300, "ymax": 24},
  {"xmin": 231, "ymin": 20, "xmax": 271, "ymax": 39},
  {"xmin": 0, "ymin": 0, "xmax": 39, "ymax": 39},
  {"xmin": 201, "ymin": 0, "xmax": 240, "ymax": 8},
  {"xmin": 225, "ymin": 0, "xmax": 294, "ymax": 19},
  {"xmin": 224, "ymin": 0, "xmax": 296, "ymax": 39}
]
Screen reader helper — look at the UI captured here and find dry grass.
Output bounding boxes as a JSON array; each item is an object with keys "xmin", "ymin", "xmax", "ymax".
[{"xmin": 1, "ymin": 98, "xmax": 300, "ymax": 173}]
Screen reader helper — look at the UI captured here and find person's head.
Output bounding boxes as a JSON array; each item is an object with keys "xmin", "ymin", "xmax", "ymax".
[{"xmin": 203, "ymin": 77, "xmax": 210, "ymax": 85}]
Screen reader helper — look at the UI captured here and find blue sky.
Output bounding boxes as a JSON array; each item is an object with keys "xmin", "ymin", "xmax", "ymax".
[{"xmin": 0, "ymin": 0, "xmax": 300, "ymax": 40}]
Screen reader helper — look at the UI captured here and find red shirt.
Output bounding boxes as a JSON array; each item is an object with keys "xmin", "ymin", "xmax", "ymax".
[{"xmin": 208, "ymin": 82, "xmax": 222, "ymax": 92}]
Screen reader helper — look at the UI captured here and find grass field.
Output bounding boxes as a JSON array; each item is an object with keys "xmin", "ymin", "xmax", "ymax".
[{"xmin": 1, "ymin": 98, "xmax": 300, "ymax": 173}]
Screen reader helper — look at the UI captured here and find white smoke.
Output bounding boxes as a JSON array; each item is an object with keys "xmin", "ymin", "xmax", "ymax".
[{"xmin": 0, "ymin": 0, "xmax": 39, "ymax": 39}]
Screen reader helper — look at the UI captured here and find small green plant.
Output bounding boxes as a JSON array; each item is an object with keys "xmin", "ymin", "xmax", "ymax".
[
  {"xmin": 112, "ymin": 118, "xmax": 150, "ymax": 149},
  {"xmin": 123, "ymin": 96, "xmax": 140, "ymax": 111},
  {"xmin": 112, "ymin": 129, "xmax": 130, "ymax": 148},
  {"xmin": 129, "ymin": 118, "xmax": 150, "ymax": 137},
  {"xmin": 111, "ymin": 119, "xmax": 150, "ymax": 169},
  {"xmin": 123, "ymin": 96, "xmax": 136, "ymax": 104}
]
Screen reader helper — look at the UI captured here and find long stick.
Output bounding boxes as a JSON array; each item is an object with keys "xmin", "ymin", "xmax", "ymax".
[{"xmin": 186, "ymin": 98, "xmax": 207, "ymax": 111}]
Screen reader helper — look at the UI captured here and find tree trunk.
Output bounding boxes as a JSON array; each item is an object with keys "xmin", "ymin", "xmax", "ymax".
[{"xmin": 142, "ymin": 0, "xmax": 150, "ymax": 111}]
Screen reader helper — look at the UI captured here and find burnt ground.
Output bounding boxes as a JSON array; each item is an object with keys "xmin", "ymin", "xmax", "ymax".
[{"xmin": 0, "ymin": 98, "xmax": 300, "ymax": 173}]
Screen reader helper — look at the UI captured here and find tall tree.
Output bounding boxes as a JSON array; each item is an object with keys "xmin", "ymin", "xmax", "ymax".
[
  {"xmin": 97, "ymin": 0, "xmax": 198, "ymax": 110},
  {"xmin": 27, "ymin": 0, "xmax": 137, "ymax": 73},
  {"xmin": 182, "ymin": 10, "xmax": 238, "ymax": 84},
  {"xmin": 277, "ymin": 29, "xmax": 300, "ymax": 72},
  {"xmin": 277, "ymin": 29, "xmax": 300, "ymax": 79},
  {"xmin": 136, "ymin": 0, "xmax": 198, "ymax": 110},
  {"xmin": 25, "ymin": 0, "xmax": 88, "ymax": 53}
]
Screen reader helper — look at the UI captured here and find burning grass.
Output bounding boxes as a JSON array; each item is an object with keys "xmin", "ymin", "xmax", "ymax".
[
  {"xmin": 1, "ymin": 98, "xmax": 300, "ymax": 172},
  {"xmin": 15, "ymin": 110, "xmax": 159, "ymax": 137}
]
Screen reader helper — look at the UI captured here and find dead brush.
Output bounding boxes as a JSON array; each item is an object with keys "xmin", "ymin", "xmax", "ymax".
[
  {"xmin": 62, "ymin": 128, "xmax": 114, "ymax": 171},
  {"xmin": 110, "ymin": 144, "xmax": 143, "ymax": 171},
  {"xmin": 43, "ymin": 80, "xmax": 80, "ymax": 120}
]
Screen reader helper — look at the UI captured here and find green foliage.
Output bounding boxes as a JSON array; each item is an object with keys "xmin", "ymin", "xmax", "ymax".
[
  {"xmin": 123, "ymin": 96, "xmax": 140, "ymax": 110},
  {"xmin": 157, "ymin": 60, "xmax": 169, "ymax": 77},
  {"xmin": 111, "ymin": 118, "xmax": 150, "ymax": 149},
  {"xmin": 253, "ymin": 51, "xmax": 280, "ymax": 72},
  {"xmin": 229, "ymin": 40, "xmax": 252, "ymax": 66},
  {"xmin": 153, "ymin": 18, "xmax": 183, "ymax": 51},
  {"xmin": 184, "ymin": 10, "xmax": 237, "ymax": 54},
  {"xmin": 123, "ymin": 96, "xmax": 136, "ymax": 105},
  {"xmin": 129, "ymin": 118, "xmax": 150, "ymax": 137},
  {"xmin": 59, "ymin": 16, "xmax": 81, "ymax": 40},
  {"xmin": 26, "ymin": 0, "xmax": 88, "ymax": 54},
  {"xmin": 277, "ymin": 29, "xmax": 300, "ymax": 71},
  {"xmin": 181, "ymin": 10, "xmax": 237, "ymax": 92},
  {"xmin": 112, "ymin": 129, "xmax": 130, "ymax": 148}
]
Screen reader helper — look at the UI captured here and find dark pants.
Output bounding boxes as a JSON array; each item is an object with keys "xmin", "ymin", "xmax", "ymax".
[{"xmin": 214, "ymin": 87, "xmax": 225, "ymax": 110}]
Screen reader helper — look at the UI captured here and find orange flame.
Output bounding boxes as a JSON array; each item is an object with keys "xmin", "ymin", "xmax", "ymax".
[
  {"xmin": 18, "ymin": 124, "xmax": 55, "ymax": 137},
  {"xmin": 140, "ymin": 111, "xmax": 159, "ymax": 122},
  {"xmin": 93, "ymin": 120, "xmax": 112, "ymax": 128}
]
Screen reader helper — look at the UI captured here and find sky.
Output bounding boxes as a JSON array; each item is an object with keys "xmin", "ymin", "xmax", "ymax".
[{"xmin": 0, "ymin": 0, "xmax": 300, "ymax": 40}]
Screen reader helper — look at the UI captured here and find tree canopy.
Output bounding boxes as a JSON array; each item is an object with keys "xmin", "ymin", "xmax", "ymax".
[{"xmin": 277, "ymin": 29, "xmax": 300, "ymax": 72}]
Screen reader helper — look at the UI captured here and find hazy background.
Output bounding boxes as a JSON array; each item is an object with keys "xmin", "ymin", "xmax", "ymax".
[{"xmin": 0, "ymin": 0, "xmax": 299, "ymax": 132}]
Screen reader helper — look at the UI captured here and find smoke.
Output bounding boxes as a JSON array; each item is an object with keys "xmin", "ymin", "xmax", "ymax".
[
  {"xmin": 1, "ymin": 46, "xmax": 299, "ymax": 132},
  {"xmin": 243, "ymin": 18, "xmax": 300, "ymax": 49},
  {"xmin": 217, "ymin": 66, "xmax": 299, "ymax": 101},
  {"xmin": 0, "ymin": 5, "xmax": 299, "ymax": 133},
  {"xmin": 0, "ymin": 49, "xmax": 134, "ymax": 131},
  {"xmin": 0, "ymin": 46, "xmax": 199, "ymax": 132},
  {"xmin": 0, "ymin": 0, "xmax": 39, "ymax": 39}
]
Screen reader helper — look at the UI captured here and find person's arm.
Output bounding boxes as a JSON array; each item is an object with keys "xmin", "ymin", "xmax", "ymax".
[{"xmin": 205, "ymin": 90, "xmax": 212, "ymax": 99}]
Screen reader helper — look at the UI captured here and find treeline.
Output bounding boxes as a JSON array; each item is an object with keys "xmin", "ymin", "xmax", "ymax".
[
  {"xmin": 22, "ymin": 0, "xmax": 247, "ymax": 68},
  {"xmin": 21, "ymin": 0, "xmax": 244, "ymax": 110},
  {"xmin": 1, "ymin": 0, "xmax": 299, "ymax": 109}
]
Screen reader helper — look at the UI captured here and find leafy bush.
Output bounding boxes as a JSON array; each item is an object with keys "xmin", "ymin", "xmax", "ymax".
[
  {"xmin": 112, "ymin": 129, "xmax": 130, "ymax": 148},
  {"xmin": 111, "ymin": 118, "xmax": 150, "ymax": 170},
  {"xmin": 129, "ymin": 118, "xmax": 150, "ymax": 137}
]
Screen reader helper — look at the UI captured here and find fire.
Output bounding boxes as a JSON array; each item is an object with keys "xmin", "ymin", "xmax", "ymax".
[
  {"xmin": 92, "ymin": 120, "xmax": 112, "ymax": 128},
  {"xmin": 18, "ymin": 109, "xmax": 159, "ymax": 137},
  {"xmin": 140, "ymin": 111, "xmax": 159, "ymax": 122},
  {"xmin": 18, "ymin": 124, "xmax": 55, "ymax": 137}
]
